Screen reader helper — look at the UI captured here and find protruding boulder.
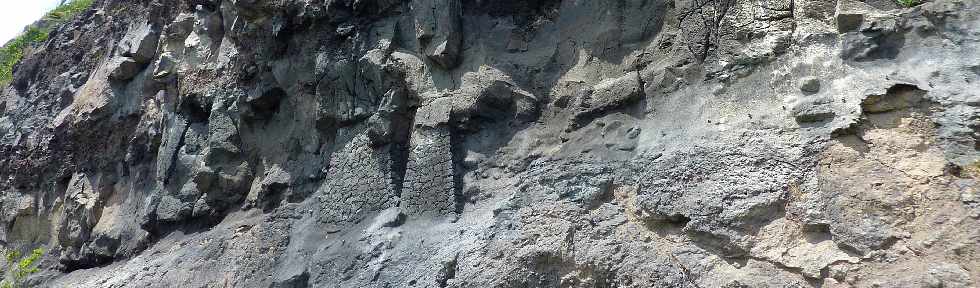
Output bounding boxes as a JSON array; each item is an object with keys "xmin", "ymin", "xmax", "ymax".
[
  {"xmin": 569, "ymin": 71, "xmax": 643, "ymax": 129},
  {"xmin": 415, "ymin": 97, "xmax": 454, "ymax": 128},
  {"xmin": 108, "ymin": 57, "xmax": 145, "ymax": 81},
  {"xmin": 205, "ymin": 99, "xmax": 243, "ymax": 162},
  {"xmin": 451, "ymin": 66, "xmax": 539, "ymax": 128},
  {"xmin": 247, "ymin": 164, "xmax": 292, "ymax": 211},
  {"xmin": 367, "ymin": 88, "xmax": 411, "ymax": 147},
  {"xmin": 839, "ymin": 18, "xmax": 904, "ymax": 61},
  {"xmin": 315, "ymin": 49, "xmax": 391, "ymax": 127},
  {"xmin": 836, "ymin": 0, "xmax": 877, "ymax": 33},
  {"xmin": 800, "ymin": 77, "xmax": 821, "ymax": 94},
  {"xmin": 413, "ymin": 0, "xmax": 463, "ymax": 69},
  {"xmin": 117, "ymin": 24, "xmax": 160, "ymax": 63},
  {"xmin": 368, "ymin": 207, "xmax": 406, "ymax": 232},
  {"xmin": 151, "ymin": 52, "xmax": 176, "ymax": 80},
  {"xmin": 57, "ymin": 174, "xmax": 103, "ymax": 252},
  {"xmin": 836, "ymin": 0, "xmax": 906, "ymax": 61},
  {"xmin": 792, "ymin": 97, "xmax": 836, "ymax": 123}
]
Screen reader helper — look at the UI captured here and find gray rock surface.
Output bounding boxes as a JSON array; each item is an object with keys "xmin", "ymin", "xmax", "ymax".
[{"xmin": 0, "ymin": 0, "xmax": 978, "ymax": 287}]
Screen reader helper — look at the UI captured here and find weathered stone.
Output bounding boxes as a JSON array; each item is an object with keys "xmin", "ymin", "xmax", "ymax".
[
  {"xmin": 839, "ymin": 13, "xmax": 906, "ymax": 61},
  {"xmin": 836, "ymin": 0, "xmax": 877, "ymax": 33},
  {"xmin": 118, "ymin": 24, "xmax": 160, "ymax": 63},
  {"xmin": 400, "ymin": 109, "xmax": 457, "ymax": 216},
  {"xmin": 151, "ymin": 52, "xmax": 175, "ymax": 79},
  {"xmin": 366, "ymin": 88, "xmax": 410, "ymax": 146},
  {"xmin": 451, "ymin": 66, "xmax": 539, "ymax": 126},
  {"xmin": 1, "ymin": 0, "xmax": 978, "ymax": 287},
  {"xmin": 800, "ymin": 77, "xmax": 821, "ymax": 94},
  {"xmin": 318, "ymin": 134, "xmax": 400, "ymax": 224},
  {"xmin": 861, "ymin": 84, "xmax": 927, "ymax": 113},
  {"xmin": 792, "ymin": 97, "xmax": 836, "ymax": 123},
  {"xmin": 56, "ymin": 173, "xmax": 107, "ymax": 268},
  {"xmin": 368, "ymin": 207, "xmax": 406, "ymax": 231},
  {"xmin": 415, "ymin": 97, "xmax": 454, "ymax": 128},
  {"xmin": 570, "ymin": 71, "xmax": 644, "ymax": 129},
  {"xmin": 315, "ymin": 50, "xmax": 391, "ymax": 127},
  {"xmin": 245, "ymin": 86, "xmax": 285, "ymax": 119},
  {"xmin": 413, "ymin": 0, "xmax": 463, "ymax": 69},
  {"xmin": 248, "ymin": 164, "xmax": 291, "ymax": 210},
  {"xmin": 796, "ymin": 0, "xmax": 837, "ymax": 22},
  {"xmin": 108, "ymin": 57, "xmax": 145, "ymax": 81}
]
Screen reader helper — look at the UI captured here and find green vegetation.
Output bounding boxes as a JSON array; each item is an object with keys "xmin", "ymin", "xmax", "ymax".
[
  {"xmin": 0, "ymin": 0, "xmax": 94, "ymax": 86},
  {"xmin": 1, "ymin": 248, "xmax": 45, "ymax": 288},
  {"xmin": 0, "ymin": 27, "xmax": 49, "ymax": 87},
  {"xmin": 897, "ymin": 0, "xmax": 923, "ymax": 7},
  {"xmin": 45, "ymin": 0, "xmax": 96, "ymax": 22}
]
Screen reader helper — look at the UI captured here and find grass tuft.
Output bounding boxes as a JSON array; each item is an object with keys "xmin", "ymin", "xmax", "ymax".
[{"xmin": 897, "ymin": 0, "xmax": 923, "ymax": 7}]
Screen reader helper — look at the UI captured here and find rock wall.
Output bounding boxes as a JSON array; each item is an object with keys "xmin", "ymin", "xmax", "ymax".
[{"xmin": 0, "ymin": 0, "xmax": 978, "ymax": 287}]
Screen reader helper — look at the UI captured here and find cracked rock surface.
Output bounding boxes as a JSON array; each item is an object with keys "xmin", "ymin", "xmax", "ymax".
[{"xmin": 1, "ymin": 0, "xmax": 978, "ymax": 287}]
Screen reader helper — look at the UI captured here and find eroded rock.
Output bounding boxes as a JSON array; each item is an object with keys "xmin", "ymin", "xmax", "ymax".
[
  {"xmin": 0, "ymin": 1, "xmax": 977, "ymax": 287},
  {"xmin": 413, "ymin": 0, "xmax": 463, "ymax": 69}
]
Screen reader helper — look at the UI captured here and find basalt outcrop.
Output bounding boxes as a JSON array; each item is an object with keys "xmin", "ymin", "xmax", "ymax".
[{"xmin": 1, "ymin": 0, "xmax": 978, "ymax": 287}]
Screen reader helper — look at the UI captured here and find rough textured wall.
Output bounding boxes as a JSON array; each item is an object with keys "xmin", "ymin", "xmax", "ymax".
[{"xmin": 0, "ymin": 0, "xmax": 978, "ymax": 287}]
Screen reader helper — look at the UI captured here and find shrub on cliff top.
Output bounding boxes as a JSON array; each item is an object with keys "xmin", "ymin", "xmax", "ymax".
[
  {"xmin": 0, "ymin": 27, "xmax": 49, "ymax": 86},
  {"xmin": 45, "ymin": 0, "xmax": 95, "ymax": 21},
  {"xmin": 0, "ymin": 0, "xmax": 94, "ymax": 86}
]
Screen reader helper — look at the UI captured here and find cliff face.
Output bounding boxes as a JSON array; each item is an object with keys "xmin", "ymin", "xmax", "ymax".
[{"xmin": 0, "ymin": 0, "xmax": 978, "ymax": 287}]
